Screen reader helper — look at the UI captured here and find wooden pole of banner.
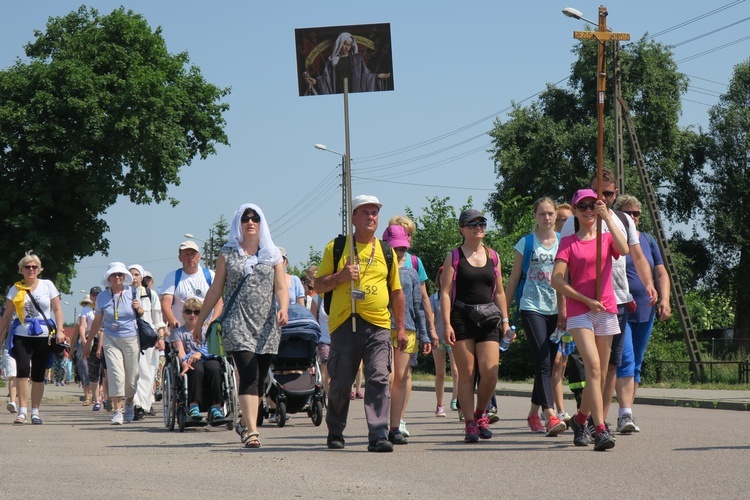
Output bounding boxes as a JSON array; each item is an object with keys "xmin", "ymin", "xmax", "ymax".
[
  {"xmin": 572, "ymin": 6, "xmax": 629, "ymax": 300},
  {"xmin": 343, "ymin": 78, "xmax": 356, "ymax": 331}
]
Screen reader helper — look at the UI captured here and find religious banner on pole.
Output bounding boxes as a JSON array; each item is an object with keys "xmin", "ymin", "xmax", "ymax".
[{"xmin": 295, "ymin": 23, "xmax": 394, "ymax": 96}]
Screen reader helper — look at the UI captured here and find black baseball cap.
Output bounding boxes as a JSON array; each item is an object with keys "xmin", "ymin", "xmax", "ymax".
[{"xmin": 90, "ymin": 286, "xmax": 102, "ymax": 295}]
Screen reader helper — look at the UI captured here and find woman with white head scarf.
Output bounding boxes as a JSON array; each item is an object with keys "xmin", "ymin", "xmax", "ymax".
[
  {"xmin": 193, "ymin": 203, "xmax": 288, "ymax": 448},
  {"xmin": 84, "ymin": 262, "xmax": 143, "ymax": 425}
]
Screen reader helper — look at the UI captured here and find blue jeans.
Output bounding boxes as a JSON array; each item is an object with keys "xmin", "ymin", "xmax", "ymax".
[{"xmin": 617, "ymin": 307, "xmax": 656, "ymax": 382}]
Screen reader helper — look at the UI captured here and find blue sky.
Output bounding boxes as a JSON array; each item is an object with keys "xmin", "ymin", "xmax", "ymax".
[{"xmin": 2, "ymin": 0, "xmax": 747, "ymax": 321}]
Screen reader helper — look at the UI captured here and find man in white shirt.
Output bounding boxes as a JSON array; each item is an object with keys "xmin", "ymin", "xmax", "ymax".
[{"xmin": 160, "ymin": 241, "xmax": 223, "ymax": 331}]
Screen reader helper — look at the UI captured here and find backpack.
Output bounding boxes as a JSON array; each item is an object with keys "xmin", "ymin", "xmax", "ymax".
[
  {"xmin": 449, "ymin": 246, "xmax": 499, "ymax": 306},
  {"xmin": 172, "ymin": 267, "xmax": 213, "ymax": 305},
  {"xmin": 323, "ymin": 235, "xmax": 394, "ymax": 315}
]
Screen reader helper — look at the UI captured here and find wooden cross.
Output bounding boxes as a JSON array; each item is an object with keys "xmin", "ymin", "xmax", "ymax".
[{"xmin": 572, "ymin": 6, "xmax": 629, "ymax": 300}]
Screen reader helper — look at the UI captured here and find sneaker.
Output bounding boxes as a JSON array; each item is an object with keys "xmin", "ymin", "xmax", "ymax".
[
  {"xmin": 570, "ymin": 417, "xmax": 590, "ymax": 447},
  {"xmin": 464, "ymin": 421, "xmax": 480, "ymax": 443},
  {"xmin": 487, "ymin": 407, "xmax": 500, "ymax": 423},
  {"xmin": 92, "ymin": 402, "xmax": 101, "ymax": 411},
  {"xmin": 31, "ymin": 414, "xmax": 43, "ymax": 425},
  {"xmin": 327, "ymin": 434, "xmax": 345, "ymax": 449},
  {"xmin": 476, "ymin": 415, "xmax": 493, "ymax": 439},
  {"xmin": 399, "ymin": 420, "xmax": 410, "ymax": 438},
  {"xmin": 435, "ymin": 405, "xmax": 446, "ymax": 417},
  {"xmin": 632, "ymin": 417, "xmax": 641, "ymax": 432},
  {"xmin": 558, "ymin": 411, "xmax": 572, "ymax": 429},
  {"xmin": 210, "ymin": 406, "xmax": 225, "ymax": 421},
  {"xmin": 355, "ymin": 391, "xmax": 364, "ymax": 399},
  {"xmin": 123, "ymin": 403, "xmax": 135, "ymax": 423},
  {"xmin": 546, "ymin": 415, "xmax": 567, "ymax": 436},
  {"xmin": 7, "ymin": 402, "xmax": 17, "ymax": 413},
  {"xmin": 367, "ymin": 438, "xmax": 394, "ymax": 452},
  {"xmin": 147, "ymin": 407, "xmax": 158, "ymax": 417},
  {"xmin": 349, "ymin": 392, "xmax": 356, "ymax": 400},
  {"xmin": 458, "ymin": 411, "xmax": 465, "ymax": 422},
  {"xmin": 388, "ymin": 428, "xmax": 408, "ymax": 445},
  {"xmin": 13, "ymin": 413, "xmax": 26, "ymax": 424},
  {"xmin": 450, "ymin": 399, "xmax": 458, "ymax": 411},
  {"xmin": 616, "ymin": 413, "xmax": 636, "ymax": 434},
  {"xmin": 133, "ymin": 406, "xmax": 146, "ymax": 421},
  {"xmin": 111, "ymin": 410, "xmax": 124, "ymax": 425},
  {"xmin": 188, "ymin": 405, "xmax": 202, "ymax": 421},
  {"xmin": 527, "ymin": 413, "xmax": 546, "ymax": 433},
  {"xmin": 594, "ymin": 429, "xmax": 616, "ymax": 451}
]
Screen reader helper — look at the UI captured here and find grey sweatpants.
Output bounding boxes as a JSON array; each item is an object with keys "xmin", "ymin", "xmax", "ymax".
[{"xmin": 326, "ymin": 316, "xmax": 392, "ymax": 442}]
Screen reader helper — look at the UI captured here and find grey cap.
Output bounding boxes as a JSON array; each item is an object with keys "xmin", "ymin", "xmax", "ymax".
[{"xmin": 459, "ymin": 209, "xmax": 487, "ymax": 226}]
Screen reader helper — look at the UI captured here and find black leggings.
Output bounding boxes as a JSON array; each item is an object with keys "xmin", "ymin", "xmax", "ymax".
[
  {"xmin": 520, "ymin": 311, "xmax": 558, "ymax": 411},
  {"xmin": 12, "ymin": 336, "xmax": 51, "ymax": 383},
  {"xmin": 186, "ymin": 358, "xmax": 223, "ymax": 407},
  {"xmin": 229, "ymin": 351, "xmax": 271, "ymax": 396}
]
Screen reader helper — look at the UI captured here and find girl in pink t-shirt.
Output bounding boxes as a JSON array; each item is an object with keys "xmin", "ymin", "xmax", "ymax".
[{"xmin": 551, "ymin": 189, "xmax": 628, "ymax": 451}]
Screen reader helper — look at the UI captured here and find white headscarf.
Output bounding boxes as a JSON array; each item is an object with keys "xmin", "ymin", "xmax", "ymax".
[
  {"xmin": 331, "ymin": 32, "xmax": 358, "ymax": 66},
  {"xmin": 225, "ymin": 203, "xmax": 282, "ymax": 275}
]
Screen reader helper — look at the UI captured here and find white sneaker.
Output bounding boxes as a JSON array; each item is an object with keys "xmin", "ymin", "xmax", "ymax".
[
  {"xmin": 111, "ymin": 410, "xmax": 124, "ymax": 425},
  {"xmin": 7, "ymin": 402, "xmax": 17, "ymax": 413},
  {"xmin": 399, "ymin": 420, "xmax": 410, "ymax": 437},
  {"xmin": 435, "ymin": 405, "xmax": 446, "ymax": 417}
]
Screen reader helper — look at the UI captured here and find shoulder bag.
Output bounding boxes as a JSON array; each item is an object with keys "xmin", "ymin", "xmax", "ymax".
[
  {"xmin": 27, "ymin": 290, "xmax": 69, "ymax": 360},
  {"xmin": 132, "ymin": 287, "xmax": 158, "ymax": 353}
]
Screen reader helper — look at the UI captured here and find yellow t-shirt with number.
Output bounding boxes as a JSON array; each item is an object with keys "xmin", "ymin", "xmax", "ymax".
[{"xmin": 317, "ymin": 236, "xmax": 401, "ymax": 333}]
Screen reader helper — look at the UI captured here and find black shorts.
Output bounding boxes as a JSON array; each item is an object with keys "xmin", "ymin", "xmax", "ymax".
[{"xmin": 451, "ymin": 308, "xmax": 500, "ymax": 344}]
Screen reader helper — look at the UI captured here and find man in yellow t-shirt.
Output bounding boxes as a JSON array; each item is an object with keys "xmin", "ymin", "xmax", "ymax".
[{"xmin": 315, "ymin": 194, "xmax": 405, "ymax": 453}]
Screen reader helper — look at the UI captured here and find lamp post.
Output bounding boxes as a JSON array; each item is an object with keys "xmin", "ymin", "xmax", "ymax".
[
  {"xmin": 564, "ymin": 5, "xmax": 629, "ymax": 299},
  {"xmin": 314, "ymin": 144, "xmax": 350, "ymax": 236}
]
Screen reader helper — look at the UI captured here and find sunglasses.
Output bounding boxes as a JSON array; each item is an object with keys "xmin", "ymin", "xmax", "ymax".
[
  {"xmin": 556, "ymin": 217, "xmax": 568, "ymax": 223},
  {"xmin": 241, "ymin": 214, "xmax": 261, "ymax": 224},
  {"xmin": 24, "ymin": 265, "xmax": 39, "ymax": 270},
  {"xmin": 575, "ymin": 202, "xmax": 597, "ymax": 212},
  {"xmin": 183, "ymin": 309, "xmax": 201, "ymax": 316},
  {"xmin": 111, "ymin": 272, "xmax": 126, "ymax": 278},
  {"xmin": 464, "ymin": 220, "xmax": 487, "ymax": 229},
  {"xmin": 602, "ymin": 190, "xmax": 616, "ymax": 198},
  {"xmin": 622, "ymin": 210, "xmax": 641, "ymax": 217}
]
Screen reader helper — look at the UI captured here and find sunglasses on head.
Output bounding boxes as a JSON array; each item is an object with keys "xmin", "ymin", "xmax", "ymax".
[
  {"xmin": 464, "ymin": 220, "xmax": 487, "ymax": 229},
  {"xmin": 24, "ymin": 265, "xmax": 39, "ymax": 270},
  {"xmin": 622, "ymin": 210, "xmax": 641, "ymax": 217},
  {"xmin": 575, "ymin": 202, "xmax": 597, "ymax": 212},
  {"xmin": 241, "ymin": 214, "xmax": 261, "ymax": 224},
  {"xmin": 183, "ymin": 309, "xmax": 201, "ymax": 316}
]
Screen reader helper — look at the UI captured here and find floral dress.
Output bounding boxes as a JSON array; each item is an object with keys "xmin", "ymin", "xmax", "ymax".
[{"xmin": 220, "ymin": 248, "xmax": 280, "ymax": 355}]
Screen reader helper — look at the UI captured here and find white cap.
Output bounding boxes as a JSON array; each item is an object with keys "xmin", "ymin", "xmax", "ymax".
[
  {"xmin": 352, "ymin": 194, "xmax": 382, "ymax": 213},
  {"xmin": 179, "ymin": 240, "xmax": 200, "ymax": 252}
]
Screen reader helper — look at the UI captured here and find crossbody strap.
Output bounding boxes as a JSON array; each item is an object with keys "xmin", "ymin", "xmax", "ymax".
[
  {"xmin": 26, "ymin": 291, "xmax": 57, "ymax": 342},
  {"xmin": 218, "ymin": 273, "xmax": 252, "ymax": 321}
]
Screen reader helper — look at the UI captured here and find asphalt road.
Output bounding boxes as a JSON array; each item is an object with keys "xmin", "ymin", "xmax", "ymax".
[{"xmin": 2, "ymin": 387, "xmax": 748, "ymax": 499}]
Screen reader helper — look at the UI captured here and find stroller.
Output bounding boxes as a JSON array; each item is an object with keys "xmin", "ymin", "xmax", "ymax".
[{"xmin": 261, "ymin": 303, "xmax": 325, "ymax": 427}]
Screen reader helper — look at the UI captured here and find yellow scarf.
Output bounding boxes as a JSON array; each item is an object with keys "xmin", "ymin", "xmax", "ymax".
[{"xmin": 12, "ymin": 280, "xmax": 31, "ymax": 324}]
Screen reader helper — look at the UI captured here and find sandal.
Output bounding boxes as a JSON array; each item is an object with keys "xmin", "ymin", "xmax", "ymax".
[
  {"xmin": 83, "ymin": 400, "xmax": 91, "ymax": 406},
  {"xmin": 31, "ymin": 415, "xmax": 43, "ymax": 425},
  {"xmin": 14, "ymin": 413, "xmax": 26, "ymax": 424},
  {"xmin": 241, "ymin": 430, "xmax": 261, "ymax": 449}
]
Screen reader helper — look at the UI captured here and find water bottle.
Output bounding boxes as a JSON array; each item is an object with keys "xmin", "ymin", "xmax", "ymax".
[
  {"xmin": 550, "ymin": 328, "xmax": 563, "ymax": 344},
  {"xmin": 560, "ymin": 330, "xmax": 573, "ymax": 344},
  {"xmin": 499, "ymin": 326, "xmax": 515, "ymax": 352}
]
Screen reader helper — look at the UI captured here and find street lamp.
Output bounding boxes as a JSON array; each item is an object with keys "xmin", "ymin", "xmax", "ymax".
[
  {"xmin": 314, "ymin": 143, "xmax": 350, "ymax": 235},
  {"xmin": 562, "ymin": 7, "xmax": 599, "ymax": 27}
]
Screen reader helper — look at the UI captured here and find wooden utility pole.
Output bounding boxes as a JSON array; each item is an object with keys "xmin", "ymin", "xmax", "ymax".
[{"xmin": 572, "ymin": 6, "xmax": 629, "ymax": 299}]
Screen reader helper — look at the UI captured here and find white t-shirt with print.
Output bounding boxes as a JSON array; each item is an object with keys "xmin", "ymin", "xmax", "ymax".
[{"xmin": 160, "ymin": 267, "xmax": 215, "ymax": 321}]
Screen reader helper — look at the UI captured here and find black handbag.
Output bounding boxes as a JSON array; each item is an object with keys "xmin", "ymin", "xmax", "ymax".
[
  {"xmin": 27, "ymin": 292, "xmax": 69, "ymax": 359},
  {"xmin": 132, "ymin": 287, "xmax": 158, "ymax": 353}
]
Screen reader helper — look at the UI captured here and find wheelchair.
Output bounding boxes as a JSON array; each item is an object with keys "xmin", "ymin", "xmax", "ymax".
[{"xmin": 161, "ymin": 347, "xmax": 239, "ymax": 432}]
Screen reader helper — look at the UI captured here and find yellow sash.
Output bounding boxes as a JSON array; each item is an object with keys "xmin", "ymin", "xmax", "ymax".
[{"xmin": 12, "ymin": 280, "xmax": 31, "ymax": 324}]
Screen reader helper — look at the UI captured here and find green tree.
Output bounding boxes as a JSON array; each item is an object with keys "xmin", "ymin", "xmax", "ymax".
[
  {"xmin": 0, "ymin": 6, "xmax": 230, "ymax": 291},
  {"xmin": 487, "ymin": 36, "xmax": 698, "ymax": 234},
  {"xmin": 705, "ymin": 58, "xmax": 750, "ymax": 338},
  {"xmin": 202, "ymin": 215, "xmax": 230, "ymax": 270}
]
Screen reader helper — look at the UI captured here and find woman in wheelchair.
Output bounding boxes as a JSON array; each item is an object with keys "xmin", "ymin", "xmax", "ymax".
[{"xmin": 171, "ymin": 298, "xmax": 225, "ymax": 422}]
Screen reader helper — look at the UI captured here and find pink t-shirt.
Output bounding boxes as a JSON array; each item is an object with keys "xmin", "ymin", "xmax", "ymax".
[{"xmin": 555, "ymin": 232, "xmax": 620, "ymax": 317}]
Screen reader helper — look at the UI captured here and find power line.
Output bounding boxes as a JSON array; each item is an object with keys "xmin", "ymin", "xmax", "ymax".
[
  {"xmin": 684, "ymin": 74, "xmax": 729, "ymax": 87},
  {"xmin": 676, "ymin": 34, "xmax": 750, "ymax": 63},
  {"xmin": 352, "ymin": 176, "xmax": 494, "ymax": 191},
  {"xmin": 650, "ymin": 0, "xmax": 746, "ymax": 38},
  {"xmin": 671, "ymin": 15, "xmax": 750, "ymax": 48}
]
